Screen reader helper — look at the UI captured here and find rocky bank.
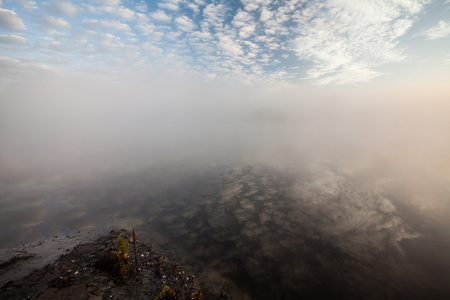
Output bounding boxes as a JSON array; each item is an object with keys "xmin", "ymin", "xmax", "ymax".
[{"xmin": 0, "ymin": 229, "xmax": 214, "ymax": 300}]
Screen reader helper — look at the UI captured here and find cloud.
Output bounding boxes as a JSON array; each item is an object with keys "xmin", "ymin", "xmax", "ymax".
[
  {"xmin": 263, "ymin": 19, "xmax": 288, "ymax": 36},
  {"xmin": 260, "ymin": 7, "xmax": 274, "ymax": 22},
  {"xmin": 201, "ymin": 3, "xmax": 228, "ymax": 33},
  {"xmin": 232, "ymin": 11, "xmax": 256, "ymax": 39},
  {"xmin": 91, "ymin": 0, "xmax": 121, "ymax": 6},
  {"xmin": 84, "ymin": 19, "xmax": 131, "ymax": 32},
  {"xmin": 142, "ymin": 42, "xmax": 164, "ymax": 56},
  {"xmin": 0, "ymin": 0, "xmax": 442, "ymax": 86},
  {"xmin": 240, "ymin": 0, "xmax": 268, "ymax": 11},
  {"xmin": 426, "ymin": 20, "xmax": 450, "ymax": 39},
  {"xmin": 0, "ymin": 34, "xmax": 28, "ymax": 46},
  {"xmin": 44, "ymin": 16, "xmax": 71, "ymax": 33},
  {"xmin": 135, "ymin": 1, "xmax": 148, "ymax": 13},
  {"xmin": 292, "ymin": 0, "xmax": 428, "ymax": 84},
  {"xmin": 104, "ymin": 5, "xmax": 136, "ymax": 20},
  {"xmin": 0, "ymin": 56, "xmax": 60, "ymax": 79},
  {"xmin": 0, "ymin": 56, "xmax": 25, "ymax": 70},
  {"xmin": 150, "ymin": 10, "xmax": 172, "ymax": 22},
  {"xmin": 217, "ymin": 33, "xmax": 244, "ymax": 57},
  {"xmin": 85, "ymin": 4, "xmax": 136, "ymax": 21},
  {"xmin": 232, "ymin": 11, "xmax": 253, "ymax": 27},
  {"xmin": 203, "ymin": 4, "xmax": 227, "ymax": 24},
  {"xmin": 0, "ymin": 8, "xmax": 27, "ymax": 31},
  {"xmin": 48, "ymin": 39, "xmax": 72, "ymax": 52},
  {"xmin": 307, "ymin": 63, "xmax": 380, "ymax": 85},
  {"xmin": 187, "ymin": 3, "xmax": 200, "ymax": 14},
  {"xmin": 135, "ymin": 24, "xmax": 164, "ymax": 40},
  {"xmin": 136, "ymin": 12, "xmax": 150, "ymax": 24},
  {"xmin": 43, "ymin": 1, "xmax": 81, "ymax": 18},
  {"xmin": 239, "ymin": 25, "xmax": 256, "ymax": 39},
  {"xmin": 157, "ymin": 2, "xmax": 178, "ymax": 11},
  {"xmin": 175, "ymin": 16, "xmax": 196, "ymax": 32},
  {"xmin": 244, "ymin": 3, "xmax": 259, "ymax": 12},
  {"xmin": 15, "ymin": 0, "xmax": 38, "ymax": 11}
]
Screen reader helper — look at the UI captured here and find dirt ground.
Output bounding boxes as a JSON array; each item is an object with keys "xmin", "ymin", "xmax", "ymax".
[{"xmin": 0, "ymin": 229, "xmax": 228, "ymax": 300}]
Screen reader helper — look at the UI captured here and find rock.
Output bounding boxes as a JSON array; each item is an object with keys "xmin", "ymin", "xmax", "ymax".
[
  {"xmin": 0, "ymin": 230, "xmax": 204, "ymax": 300},
  {"xmin": 37, "ymin": 283, "xmax": 88, "ymax": 300}
]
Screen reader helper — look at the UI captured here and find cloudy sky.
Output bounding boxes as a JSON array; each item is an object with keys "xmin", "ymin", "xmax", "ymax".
[
  {"xmin": 1, "ymin": 0, "xmax": 450, "ymax": 179},
  {"xmin": 1, "ymin": 0, "xmax": 449, "ymax": 85}
]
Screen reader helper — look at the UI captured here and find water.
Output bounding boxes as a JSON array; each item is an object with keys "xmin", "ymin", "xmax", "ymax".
[{"xmin": 1, "ymin": 162, "xmax": 450, "ymax": 299}]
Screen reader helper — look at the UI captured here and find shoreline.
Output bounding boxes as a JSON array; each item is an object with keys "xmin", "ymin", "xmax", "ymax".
[
  {"xmin": 0, "ymin": 229, "xmax": 221, "ymax": 299},
  {"xmin": 0, "ymin": 230, "xmax": 104, "ymax": 286}
]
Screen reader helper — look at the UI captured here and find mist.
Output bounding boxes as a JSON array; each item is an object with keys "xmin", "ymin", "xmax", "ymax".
[{"xmin": 2, "ymin": 72, "xmax": 449, "ymax": 183}]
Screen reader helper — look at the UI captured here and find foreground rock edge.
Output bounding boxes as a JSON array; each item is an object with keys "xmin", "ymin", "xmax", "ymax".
[{"xmin": 0, "ymin": 229, "xmax": 206, "ymax": 300}]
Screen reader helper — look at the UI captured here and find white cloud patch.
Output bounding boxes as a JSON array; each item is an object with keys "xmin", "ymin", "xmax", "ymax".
[
  {"xmin": 260, "ymin": 7, "xmax": 274, "ymax": 22},
  {"xmin": 239, "ymin": 25, "xmax": 256, "ymax": 39},
  {"xmin": 244, "ymin": 3, "xmax": 259, "ymax": 12},
  {"xmin": 91, "ymin": 0, "xmax": 121, "ymax": 6},
  {"xmin": 187, "ymin": 3, "xmax": 200, "ymax": 14},
  {"xmin": 292, "ymin": 0, "xmax": 428, "ymax": 85},
  {"xmin": 446, "ymin": 54, "xmax": 450, "ymax": 64},
  {"xmin": 142, "ymin": 42, "xmax": 164, "ymax": 55},
  {"xmin": 0, "ymin": 8, "xmax": 26, "ymax": 30},
  {"xmin": 15, "ymin": 0, "xmax": 38, "ymax": 11},
  {"xmin": 151, "ymin": 10, "xmax": 172, "ymax": 22},
  {"xmin": 136, "ymin": 12, "xmax": 150, "ymax": 24},
  {"xmin": 0, "ymin": 56, "xmax": 25, "ymax": 71},
  {"xmin": 0, "ymin": 34, "xmax": 28, "ymax": 46},
  {"xmin": 104, "ymin": 5, "xmax": 136, "ymax": 20},
  {"xmin": 232, "ymin": 11, "xmax": 253, "ymax": 27},
  {"xmin": 44, "ymin": 16, "xmax": 71, "ymax": 33},
  {"xmin": 0, "ymin": 56, "xmax": 60, "ymax": 77},
  {"xmin": 232, "ymin": 11, "xmax": 256, "ymax": 39},
  {"xmin": 136, "ymin": 24, "xmax": 164, "ymax": 40},
  {"xmin": 135, "ymin": 1, "xmax": 148, "ymax": 13},
  {"xmin": 43, "ymin": 1, "xmax": 81, "ymax": 18},
  {"xmin": 84, "ymin": 19, "xmax": 131, "ymax": 32},
  {"xmin": 157, "ymin": 2, "xmax": 178, "ymax": 11},
  {"xmin": 175, "ymin": 15, "xmax": 196, "ymax": 32},
  {"xmin": 426, "ymin": 20, "xmax": 450, "ymax": 40},
  {"xmin": 217, "ymin": 33, "xmax": 244, "ymax": 57},
  {"xmin": 201, "ymin": 3, "xmax": 227, "ymax": 32}
]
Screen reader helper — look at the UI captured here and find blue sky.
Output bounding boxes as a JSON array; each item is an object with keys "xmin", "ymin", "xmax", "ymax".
[{"xmin": 1, "ymin": 0, "xmax": 449, "ymax": 85}]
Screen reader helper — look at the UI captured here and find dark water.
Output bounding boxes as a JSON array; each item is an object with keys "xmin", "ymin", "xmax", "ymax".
[{"xmin": 1, "ymin": 163, "xmax": 450, "ymax": 299}]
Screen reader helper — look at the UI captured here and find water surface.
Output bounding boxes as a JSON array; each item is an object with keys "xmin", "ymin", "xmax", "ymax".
[{"xmin": 1, "ymin": 162, "xmax": 450, "ymax": 299}]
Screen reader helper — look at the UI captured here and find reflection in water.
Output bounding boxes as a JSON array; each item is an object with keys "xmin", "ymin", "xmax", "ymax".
[{"xmin": 1, "ymin": 162, "xmax": 450, "ymax": 299}]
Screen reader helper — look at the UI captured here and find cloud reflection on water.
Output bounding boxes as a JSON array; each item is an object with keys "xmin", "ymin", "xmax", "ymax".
[{"xmin": 2, "ymin": 160, "xmax": 449, "ymax": 299}]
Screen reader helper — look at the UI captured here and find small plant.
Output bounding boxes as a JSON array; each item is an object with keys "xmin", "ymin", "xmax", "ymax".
[
  {"xmin": 153, "ymin": 285, "xmax": 177, "ymax": 300},
  {"xmin": 115, "ymin": 233, "xmax": 130, "ymax": 260},
  {"xmin": 114, "ymin": 233, "xmax": 131, "ymax": 279},
  {"xmin": 94, "ymin": 232, "xmax": 133, "ymax": 283}
]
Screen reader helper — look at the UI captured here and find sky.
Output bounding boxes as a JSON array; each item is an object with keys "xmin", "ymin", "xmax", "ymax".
[
  {"xmin": 0, "ymin": 0, "xmax": 449, "ymax": 85},
  {"xmin": 0, "ymin": 0, "xmax": 450, "ymax": 180}
]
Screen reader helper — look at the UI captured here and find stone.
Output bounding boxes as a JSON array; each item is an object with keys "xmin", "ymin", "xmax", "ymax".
[{"xmin": 37, "ymin": 283, "xmax": 88, "ymax": 300}]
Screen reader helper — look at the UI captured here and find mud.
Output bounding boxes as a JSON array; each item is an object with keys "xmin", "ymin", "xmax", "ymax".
[{"xmin": 0, "ymin": 229, "xmax": 216, "ymax": 300}]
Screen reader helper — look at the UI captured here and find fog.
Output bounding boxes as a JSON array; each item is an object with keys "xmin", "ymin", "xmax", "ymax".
[
  {"xmin": 1, "ymin": 72, "xmax": 450, "ymax": 298},
  {"xmin": 2, "ymin": 72, "xmax": 449, "ymax": 182}
]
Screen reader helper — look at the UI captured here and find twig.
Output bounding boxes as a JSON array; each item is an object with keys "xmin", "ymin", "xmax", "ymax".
[{"xmin": 132, "ymin": 229, "xmax": 139, "ymax": 273}]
